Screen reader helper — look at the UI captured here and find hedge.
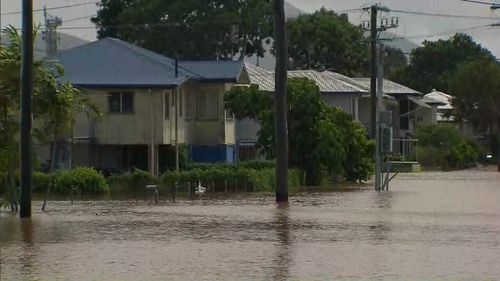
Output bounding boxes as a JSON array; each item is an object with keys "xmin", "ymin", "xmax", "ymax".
[{"xmin": 52, "ymin": 167, "xmax": 108, "ymax": 193}]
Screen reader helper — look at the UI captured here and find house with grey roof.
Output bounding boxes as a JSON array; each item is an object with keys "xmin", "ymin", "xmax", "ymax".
[
  {"xmin": 56, "ymin": 37, "xmax": 247, "ymax": 174},
  {"xmin": 241, "ymin": 63, "xmax": 438, "ymax": 161}
]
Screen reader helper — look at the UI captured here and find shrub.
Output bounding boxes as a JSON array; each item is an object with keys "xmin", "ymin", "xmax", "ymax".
[
  {"xmin": 238, "ymin": 160, "xmax": 275, "ymax": 170},
  {"xmin": 161, "ymin": 165, "xmax": 301, "ymax": 193},
  {"xmin": 32, "ymin": 172, "xmax": 51, "ymax": 193},
  {"xmin": 416, "ymin": 125, "xmax": 480, "ymax": 170},
  {"xmin": 53, "ymin": 167, "xmax": 108, "ymax": 193}
]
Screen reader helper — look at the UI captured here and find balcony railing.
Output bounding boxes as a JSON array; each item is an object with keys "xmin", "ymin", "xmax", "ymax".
[{"xmin": 392, "ymin": 138, "xmax": 419, "ymax": 162}]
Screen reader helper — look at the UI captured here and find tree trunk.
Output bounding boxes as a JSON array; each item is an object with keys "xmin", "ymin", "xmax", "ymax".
[
  {"xmin": 42, "ymin": 125, "xmax": 58, "ymax": 211},
  {"xmin": 274, "ymin": 0, "xmax": 289, "ymax": 202}
]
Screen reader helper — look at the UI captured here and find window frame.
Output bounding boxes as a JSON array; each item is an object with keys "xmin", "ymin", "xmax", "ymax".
[{"xmin": 108, "ymin": 91, "xmax": 135, "ymax": 114}]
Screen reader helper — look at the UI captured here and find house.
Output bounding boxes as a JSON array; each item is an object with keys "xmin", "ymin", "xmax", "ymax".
[
  {"xmin": 237, "ymin": 63, "xmax": 371, "ymax": 160},
  {"xmin": 241, "ymin": 63, "xmax": 441, "ymax": 161},
  {"xmin": 57, "ymin": 38, "xmax": 247, "ymax": 175},
  {"xmin": 424, "ymin": 90, "xmax": 454, "ymax": 123}
]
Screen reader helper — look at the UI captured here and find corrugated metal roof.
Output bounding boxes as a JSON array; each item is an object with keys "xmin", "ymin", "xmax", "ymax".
[
  {"xmin": 57, "ymin": 38, "xmax": 244, "ymax": 88},
  {"xmin": 243, "ymin": 62, "xmax": 368, "ymax": 94},
  {"xmin": 180, "ymin": 61, "xmax": 243, "ymax": 82},
  {"xmin": 353, "ymin": 78, "xmax": 422, "ymax": 96},
  {"xmin": 57, "ymin": 38, "xmax": 189, "ymax": 88},
  {"xmin": 243, "ymin": 62, "xmax": 275, "ymax": 91},
  {"xmin": 425, "ymin": 90, "xmax": 453, "ymax": 110}
]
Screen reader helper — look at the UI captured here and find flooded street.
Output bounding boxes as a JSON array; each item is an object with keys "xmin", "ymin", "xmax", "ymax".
[{"xmin": 1, "ymin": 169, "xmax": 500, "ymax": 281}]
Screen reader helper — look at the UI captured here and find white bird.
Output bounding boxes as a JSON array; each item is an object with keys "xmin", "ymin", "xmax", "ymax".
[{"xmin": 195, "ymin": 181, "xmax": 207, "ymax": 195}]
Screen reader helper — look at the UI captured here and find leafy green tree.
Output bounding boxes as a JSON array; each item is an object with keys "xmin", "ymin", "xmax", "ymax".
[
  {"xmin": 383, "ymin": 46, "xmax": 407, "ymax": 78},
  {"xmin": 225, "ymin": 78, "xmax": 374, "ymax": 185},
  {"xmin": 449, "ymin": 59, "xmax": 500, "ymax": 166},
  {"xmin": 92, "ymin": 0, "xmax": 273, "ymax": 60},
  {"xmin": 392, "ymin": 33, "xmax": 495, "ymax": 93},
  {"xmin": 285, "ymin": 8, "xmax": 368, "ymax": 76},
  {"xmin": 0, "ymin": 27, "xmax": 101, "ymax": 210}
]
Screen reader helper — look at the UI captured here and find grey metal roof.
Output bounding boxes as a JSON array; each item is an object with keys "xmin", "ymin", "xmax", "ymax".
[
  {"xmin": 425, "ymin": 90, "xmax": 453, "ymax": 110},
  {"xmin": 353, "ymin": 78, "xmax": 422, "ymax": 96},
  {"xmin": 57, "ymin": 38, "xmax": 189, "ymax": 88},
  {"xmin": 243, "ymin": 62, "xmax": 368, "ymax": 94},
  {"xmin": 180, "ymin": 61, "xmax": 243, "ymax": 82},
  {"xmin": 57, "ymin": 38, "xmax": 244, "ymax": 88}
]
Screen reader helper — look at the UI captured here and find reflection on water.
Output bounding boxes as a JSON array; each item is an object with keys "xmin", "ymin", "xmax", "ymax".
[
  {"xmin": 1, "ymin": 169, "xmax": 500, "ymax": 280},
  {"xmin": 272, "ymin": 202, "xmax": 291, "ymax": 281}
]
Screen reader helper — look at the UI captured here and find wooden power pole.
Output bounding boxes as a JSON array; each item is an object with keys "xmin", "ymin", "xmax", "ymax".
[
  {"xmin": 20, "ymin": 0, "xmax": 33, "ymax": 218},
  {"xmin": 274, "ymin": 0, "xmax": 289, "ymax": 202}
]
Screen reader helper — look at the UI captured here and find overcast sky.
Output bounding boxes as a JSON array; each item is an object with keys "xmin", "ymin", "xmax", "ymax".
[{"xmin": 2, "ymin": 0, "xmax": 500, "ymax": 56}]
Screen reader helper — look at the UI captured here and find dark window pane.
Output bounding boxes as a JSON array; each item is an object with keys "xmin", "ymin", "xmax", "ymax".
[
  {"xmin": 109, "ymin": 93, "xmax": 121, "ymax": 113},
  {"xmin": 122, "ymin": 92, "xmax": 134, "ymax": 113}
]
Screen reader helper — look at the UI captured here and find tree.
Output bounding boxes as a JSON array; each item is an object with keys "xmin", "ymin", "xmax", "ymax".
[
  {"xmin": 0, "ymin": 27, "xmax": 101, "ymax": 210},
  {"xmin": 92, "ymin": 0, "xmax": 273, "ymax": 60},
  {"xmin": 383, "ymin": 46, "xmax": 407, "ymax": 78},
  {"xmin": 285, "ymin": 8, "xmax": 368, "ymax": 76},
  {"xmin": 392, "ymin": 33, "xmax": 495, "ymax": 93},
  {"xmin": 225, "ymin": 78, "xmax": 374, "ymax": 185},
  {"xmin": 449, "ymin": 59, "xmax": 500, "ymax": 169}
]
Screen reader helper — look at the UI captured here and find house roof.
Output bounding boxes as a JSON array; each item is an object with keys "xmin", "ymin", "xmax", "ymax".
[
  {"xmin": 425, "ymin": 90, "xmax": 453, "ymax": 110},
  {"xmin": 179, "ymin": 61, "xmax": 243, "ymax": 83},
  {"xmin": 57, "ymin": 38, "xmax": 244, "ymax": 88},
  {"xmin": 353, "ymin": 78, "xmax": 422, "ymax": 96},
  {"xmin": 243, "ymin": 62, "xmax": 368, "ymax": 94}
]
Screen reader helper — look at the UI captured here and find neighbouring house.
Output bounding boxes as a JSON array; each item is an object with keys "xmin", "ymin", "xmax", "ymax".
[
  {"xmin": 424, "ymin": 90, "xmax": 454, "ymax": 123},
  {"xmin": 242, "ymin": 63, "xmax": 439, "ymax": 161},
  {"xmin": 55, "ymin": 38, "xmax": 247, "ymax": 175},
  {"xmin": 238, "ymin": 63, "xmax": 370, "ymax": 160}
]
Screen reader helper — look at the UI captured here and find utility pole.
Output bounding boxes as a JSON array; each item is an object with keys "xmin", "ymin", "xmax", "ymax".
[
  {"xmin": 20, "ymin": 0, "xmax": 33, "ymax": 218},
  {"xmin": 43, "ymin": 6, "xmax": 62, "ymax": 60},
  {"xmin": 369, "ymin": 5, "xmax": 378, "ymax": 139},
  {"xmin": 274, "ymin": 0, "xmax": 289, "ymax": 202},
  {"xmin": 375, "ymin": 44, "xmax": 384, "ymax": 191},
  {"xmin": 174, "ymin": 59, "xmax": 179, "ymax": 172},
  {"xmin": 364, "ymin": 5, "xmax": 398, "ymax": 138}
]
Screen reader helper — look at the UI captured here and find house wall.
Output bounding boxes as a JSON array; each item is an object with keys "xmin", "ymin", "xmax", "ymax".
[
  {"xmin": 322, "ymin": 94, "xmax": 358, "ymax": 118},
  {"xmin": 415, "ymin": 107, "xmax": 437, "ymax": 127},
  {"xmin": 74, "ymin": 89, "xmax": 169, "ymax": 145}
]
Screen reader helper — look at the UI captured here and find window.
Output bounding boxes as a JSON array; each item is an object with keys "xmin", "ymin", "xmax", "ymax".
[
  {"xmin": 179, "ymin": 89, "xmax": 183, "ymax": 117},
  {"xmin": 197, "ymin": 92, "xmax": 218, "ymax": 120},
  {"xmin": 109, "ymin": 92, "xmax": 134, "ymax": 114}
]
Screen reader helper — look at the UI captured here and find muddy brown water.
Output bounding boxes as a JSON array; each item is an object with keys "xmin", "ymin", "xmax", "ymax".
[{"xmin": 1, "ymin": 169, "xmax": 499, "ymax": 281}]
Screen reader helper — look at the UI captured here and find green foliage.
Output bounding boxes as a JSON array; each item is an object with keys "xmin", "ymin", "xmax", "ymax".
[
  {"xmin": 92, "ymin": 0, "xmax": 273, "ymax": 60},
  {"xmin": 285, "ymin": 8, "xmax": 368, "ymax": 76},
  {"xmin": 0, "ymin": 27, "xmax": 100, "ymax": 207},
  {"xmin": 52, "ymin": 167, "xmax": 109, "ymax": 194},
  {"xmin": 161, "ymin": 164, "xmax": 300, "ymax": 193},
  {"xmin": 416, "ymin": 125, "xmax": 480, "ymax": 170},
  {"xmin": 225, "ymin": 78, "xmax": 374, "ymax": 185},
  {"xmin": 449, "ymin": 59, "xmax": 500, "ymax": 135},
  {"xmin": 238, "ymin": 160, "xmax": 275, "ymax": 170},
  {"xmin": 383, "ymin": 46, "xmax": 408, "ymax": 78},
  {"xmin": 32, "ymin": 172, "xmax": 51, "ymax": 193},
  {"xmin": 391, "ymin": 33, "xmax": 495, "ymax": 93}
]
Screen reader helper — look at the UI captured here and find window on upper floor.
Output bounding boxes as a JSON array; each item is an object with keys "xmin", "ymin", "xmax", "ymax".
[
  {"xmin": 109, "ymin": 92, "xmax": 134, "ymax": 114},
  {"xmin": 197, "ymin": 91, "xmax": 218, "ymax": 120}
]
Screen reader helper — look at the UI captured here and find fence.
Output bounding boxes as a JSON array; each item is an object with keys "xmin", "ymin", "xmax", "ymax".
[{"xmin": 392, "ymin": 139, "xmax": 419, "ymax": 162}]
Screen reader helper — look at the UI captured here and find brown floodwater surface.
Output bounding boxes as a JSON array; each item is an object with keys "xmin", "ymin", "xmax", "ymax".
[{"xmin": 1, "ymin": 169, "xmax": 500, "ymax": 280}]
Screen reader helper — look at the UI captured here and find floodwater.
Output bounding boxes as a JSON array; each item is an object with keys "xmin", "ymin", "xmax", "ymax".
[{"xmin": 1, "ymin": 169, "xmax": 500, "ymax": 281}]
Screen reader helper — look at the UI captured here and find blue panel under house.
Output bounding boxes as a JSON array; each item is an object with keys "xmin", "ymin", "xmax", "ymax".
[{"xmin": 189, "ymin": 144, "xmax": 235, "ymax": 164}]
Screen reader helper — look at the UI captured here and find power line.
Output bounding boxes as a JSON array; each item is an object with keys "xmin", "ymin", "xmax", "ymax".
[
  {"xmin": 390, "ymin": 8, "xmax": 500, "ymax": 20},
  {"xmin": 388, "ymin": 24, "xmax": 493, "ymax": 40},
  {"xmin": 461, "ymin": 0, "xmax": 497, "ymax": 5},
  {"xmin": 1, "ymin": 1, "xmax": 98, "ymax": 16},
  {"xmin": 64, "ymin": 15, "xmax": 96, "ymax": 23}
]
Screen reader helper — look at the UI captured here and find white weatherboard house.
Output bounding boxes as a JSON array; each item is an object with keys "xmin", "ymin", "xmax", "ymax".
[{"xmin": 55, "ymin": 38, "xmax": 248, "ymax": 175}]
